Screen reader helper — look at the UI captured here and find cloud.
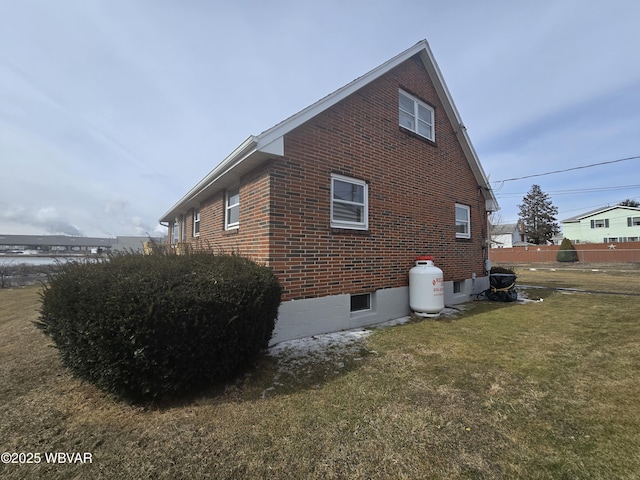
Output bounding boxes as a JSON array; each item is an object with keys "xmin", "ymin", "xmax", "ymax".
[
  {"xmin": 95, "ymin": 197, "xmax": 158, "ymax": 238},
  {"xmin": 0, "ymin": 205, "xmax": 84, "ymax": 236}
]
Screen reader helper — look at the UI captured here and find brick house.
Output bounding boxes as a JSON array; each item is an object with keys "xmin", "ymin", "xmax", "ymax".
[{"xmin": 159, "ymin": 40, "xmax": 498, "ymax": 344}]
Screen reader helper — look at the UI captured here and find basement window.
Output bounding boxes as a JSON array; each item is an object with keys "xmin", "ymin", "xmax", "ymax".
[
  {"xmin": 350, "ymin": 293, "xmax": 371, "ymax": 313},
  {"xmin": 453, "ymin": 281, "xmax": 462, "ymax": 294}
]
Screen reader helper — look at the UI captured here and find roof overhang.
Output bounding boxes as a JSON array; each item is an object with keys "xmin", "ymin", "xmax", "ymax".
[
  {"xmin": 159, "ymin": 136, "xmax": 285, "ymax": 222},
  {"xmin": 159, "ymin": 40, "xmax": 499, "ymax": 222},
  {"xmin": 561, "ymin": 205, "xmax": 640, "ymax": 223}
]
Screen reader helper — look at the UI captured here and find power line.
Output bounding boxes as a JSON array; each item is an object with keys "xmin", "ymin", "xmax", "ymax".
[
  {"xmin": 495, "ymin": 184, "xmax": 640, "ymax": 198},
  {"xmin": 491, "ymin": 155, "xmax": 640, "ymax": 184},
  {"xmin": 496, "ymin": 194, "xmax": 640, "ymax": 224}
]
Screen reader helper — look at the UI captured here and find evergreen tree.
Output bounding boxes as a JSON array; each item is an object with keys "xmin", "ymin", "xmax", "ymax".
[
  {"xmin": 557, "ymin": 237, "xmax": 579, "ymax": 262},
  {"xmin": 518, "ymin": 184, "xmax": 559, "ymax": 245}
]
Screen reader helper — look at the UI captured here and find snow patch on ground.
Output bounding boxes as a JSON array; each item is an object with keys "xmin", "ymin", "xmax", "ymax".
[
  {"xmin": 516, "ymin": 288, "xmax": 544, "ymax": 303},
  {"xmin": 263, "ymin": 328, "xmax": 375, "ymax": 398},
  {"xmin": 267, "ymin": 312, "xmax": 461, "ymax": 360},
  {"xmin": 262, "ymin": 312, "xmax": 470, "ymax": 398}
]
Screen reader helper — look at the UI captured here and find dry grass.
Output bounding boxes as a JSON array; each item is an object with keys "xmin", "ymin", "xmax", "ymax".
[
  {"xmin": 511, "ymin": 264, "xmax": 640, "ymax": 295},
  {"xmin": 1, "ymin": 271, "xmax": 639, "ymax": 479}
]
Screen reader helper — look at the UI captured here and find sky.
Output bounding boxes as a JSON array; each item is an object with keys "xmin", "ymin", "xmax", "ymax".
[{"xmin": 1, "ymin": 0, "xmax": 639, "ymax": 238}]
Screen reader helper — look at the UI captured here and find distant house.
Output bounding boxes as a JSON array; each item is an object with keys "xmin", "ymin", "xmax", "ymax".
[
  {"xmin": 562, "ymin": 206, "xmax": 640, "ymax": 244},
  {"xmin": 490, "ymin": 221, "xmax": 529, "ymax": 248},
  {"xmin": 159, "ymin": 40, "xmax": 498, "ymax": 344}
]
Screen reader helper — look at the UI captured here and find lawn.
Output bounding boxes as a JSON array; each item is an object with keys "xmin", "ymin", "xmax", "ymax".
[{"xmin": 1, "ymin": 268, "xmax": 639, "ymax": 479}]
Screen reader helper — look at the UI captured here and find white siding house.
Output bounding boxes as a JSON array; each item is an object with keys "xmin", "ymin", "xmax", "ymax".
[
  {"xmin": 562, "ymin": 206, "xmax": 640, "ymax": 244},
  {"xmin": 490, "ymin": 221, "xmax": 529, "ymax": 248}
]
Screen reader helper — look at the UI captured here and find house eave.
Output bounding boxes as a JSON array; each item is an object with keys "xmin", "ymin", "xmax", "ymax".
[
  {"xmin": 417, "ymin": 47, "xmax": 498, "ymax": 211},
  {"xmin": 159, "ymin": 136, "xmax": 284, "ymax": 222},
  {"xmin": 159, "ymin": 39, "xmax": 500, "ymax": 223}
]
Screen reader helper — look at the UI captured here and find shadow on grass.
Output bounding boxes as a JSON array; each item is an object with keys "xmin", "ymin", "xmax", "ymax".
[
  {"xmin": 142, "ymin": 293, "xmax": 557, "ymax": 409},
  {"xmin": 140, "ymin": 340, "xmax": 376, "ymax": 410}
]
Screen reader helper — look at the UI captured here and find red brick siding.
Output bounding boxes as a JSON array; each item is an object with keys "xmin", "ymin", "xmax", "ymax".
[
  {"xmin": 267, "ymin": 55, "xmax": 487, "ymax": 301},
  {"xmin": 183, "ymin": 163, "xmax": 272, "ymax": 261},
  {"xmin": 180, "ymin": 54, "xmax": 488, "ymax": 302}
]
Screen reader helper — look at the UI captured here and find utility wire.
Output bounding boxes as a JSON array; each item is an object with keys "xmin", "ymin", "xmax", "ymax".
[
  {"xmin": 495, "ymin": 184, "xmax": 640, "ymax": 198},
  {"xmin": 491, "ymin": 155, "xmax": 640, "ymax": 184}
]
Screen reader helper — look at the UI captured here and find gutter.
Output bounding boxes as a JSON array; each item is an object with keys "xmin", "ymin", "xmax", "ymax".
[{"xmin": 159, "ymin": 136, "xmax": 259, "ymax": 222}]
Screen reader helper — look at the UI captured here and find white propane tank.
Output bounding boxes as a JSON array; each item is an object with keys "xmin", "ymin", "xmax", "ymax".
[{"xmin": 409, "ymin": 256, "xmax": 444, "ymax": 317}]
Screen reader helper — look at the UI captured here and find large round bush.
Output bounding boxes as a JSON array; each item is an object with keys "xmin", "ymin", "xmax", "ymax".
[{"xmin": 37, "ymin": 252, "xmax": 282, "ymax": 402}]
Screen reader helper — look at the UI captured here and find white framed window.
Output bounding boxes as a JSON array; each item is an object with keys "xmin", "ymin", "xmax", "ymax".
[
  {"xmin": 591, "ymin": 219, "xmax": 609, "ymax": 228},
  {"xmin": 455, "ymin": 203, "xmax": 471, "ymax": 239},
  {"xmin": 225, "ymin": 187, "xmax": 240, "ymax": 230},
  {"xmin": 398, "ymin": 89, "xmax": 434, "ymax": 141},
  {"xmin": 171, "ymin": 217, "xmax": 181, "ymax": 244},
  {"xmin": 628, "ymin": 217, "xmax": 640, "ymax": 227},
  {"xmin": 331, "ymin": 174, "xmax": 368, "ymax": 230},
  {"xmin": 193, "ymin": 209, "xmax": 200, "ymax": 237}
]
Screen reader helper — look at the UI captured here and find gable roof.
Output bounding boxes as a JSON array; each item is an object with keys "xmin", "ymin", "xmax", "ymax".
[
  {"xmin": 159, "ymin": 40, "xmax": 499, "ymax": 223},
  {"xmin": 562, "ymin": 205, "xmax": 640, "ymax": 223},
  {"xmin": 491, "ymin": 223, "xmax": 518, "ymax": 235}
]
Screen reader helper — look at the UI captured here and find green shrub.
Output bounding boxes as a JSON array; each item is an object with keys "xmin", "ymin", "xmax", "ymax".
[
  {"xmin": 557, "ymin": 238, "xmax": 579, "ymax": 262},
  {"xmin": 36, "ymin": 252, "xmax": 282, "ymax": 402}
]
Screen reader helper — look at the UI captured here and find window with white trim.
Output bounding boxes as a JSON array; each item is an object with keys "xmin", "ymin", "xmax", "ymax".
[
  {"xmin": 398, "ymin": 89, "xmax": 435, "ymax": 141},
  {"xmin": 455, "ymin": 203, "xmax": 471, "ymax": 238},
  {"xmin": 225, "ymin": 187, "xmax": 240, "ymax": 230},
  {"xmin": 331, "ymin": 174, "xmax": 368, "ymax": 230},
  {"xmin": 193, "ymin": 209, "xmax": 200, "ymax": 237},
  {"xmin": 628, "ymin": 217, "xmax": 640, "ymax": 227},
  {"xmin": 591, "ymin": 219, "xmax": 609, "ymax": 228},
  {"xmin": 171, "ymin": 218, "xmax": 180, "ymax": 244}
]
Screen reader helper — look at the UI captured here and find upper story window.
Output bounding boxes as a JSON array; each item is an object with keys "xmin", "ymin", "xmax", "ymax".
[
  {"xmin": 225, "ymin": 187, "xmax": 240, "ymax": 230},
  {"xmin": 331, "ymin": 174, "xmax": 368, "ymax": 230},
  {"xmin": 193, "ymin": 209, "xmax": 200, "ymax": 237},
  {"xmin": 455, "ymin": 203, "xmax": 471, "ymax": 239},
  {"xmin": 398, "ymin": 89, "xmax": 434, "ymax": 141},
  {"xmin": 591, "ymin": 219, "xmax": 609, "ymax": 228},
  {"xmin": 628, "ymin": 217, "xmax": 640, "ymax": 227}
]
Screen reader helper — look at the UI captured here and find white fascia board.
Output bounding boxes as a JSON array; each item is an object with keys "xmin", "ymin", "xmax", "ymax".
[
  {"xmin": 578, "ymin": 205, "xmax": 640, "ymax": 220},
  {"xmin": 420, "ymin": 46, "xmax": 498, "ymax": 211},
  {"xmin": 256, "ymin": 40, "xmax": 432, "ymax": 148},
  {"xmin": 159, "ymin": 40, "xmax": 500, "ymax": 221},
  {"xmin": 159, "ymin": 136, "xmax": 258, "ymax": 222},
  {"xmin": 257, "ymin": 135, "xmax": 284, "ymax": 156}
]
